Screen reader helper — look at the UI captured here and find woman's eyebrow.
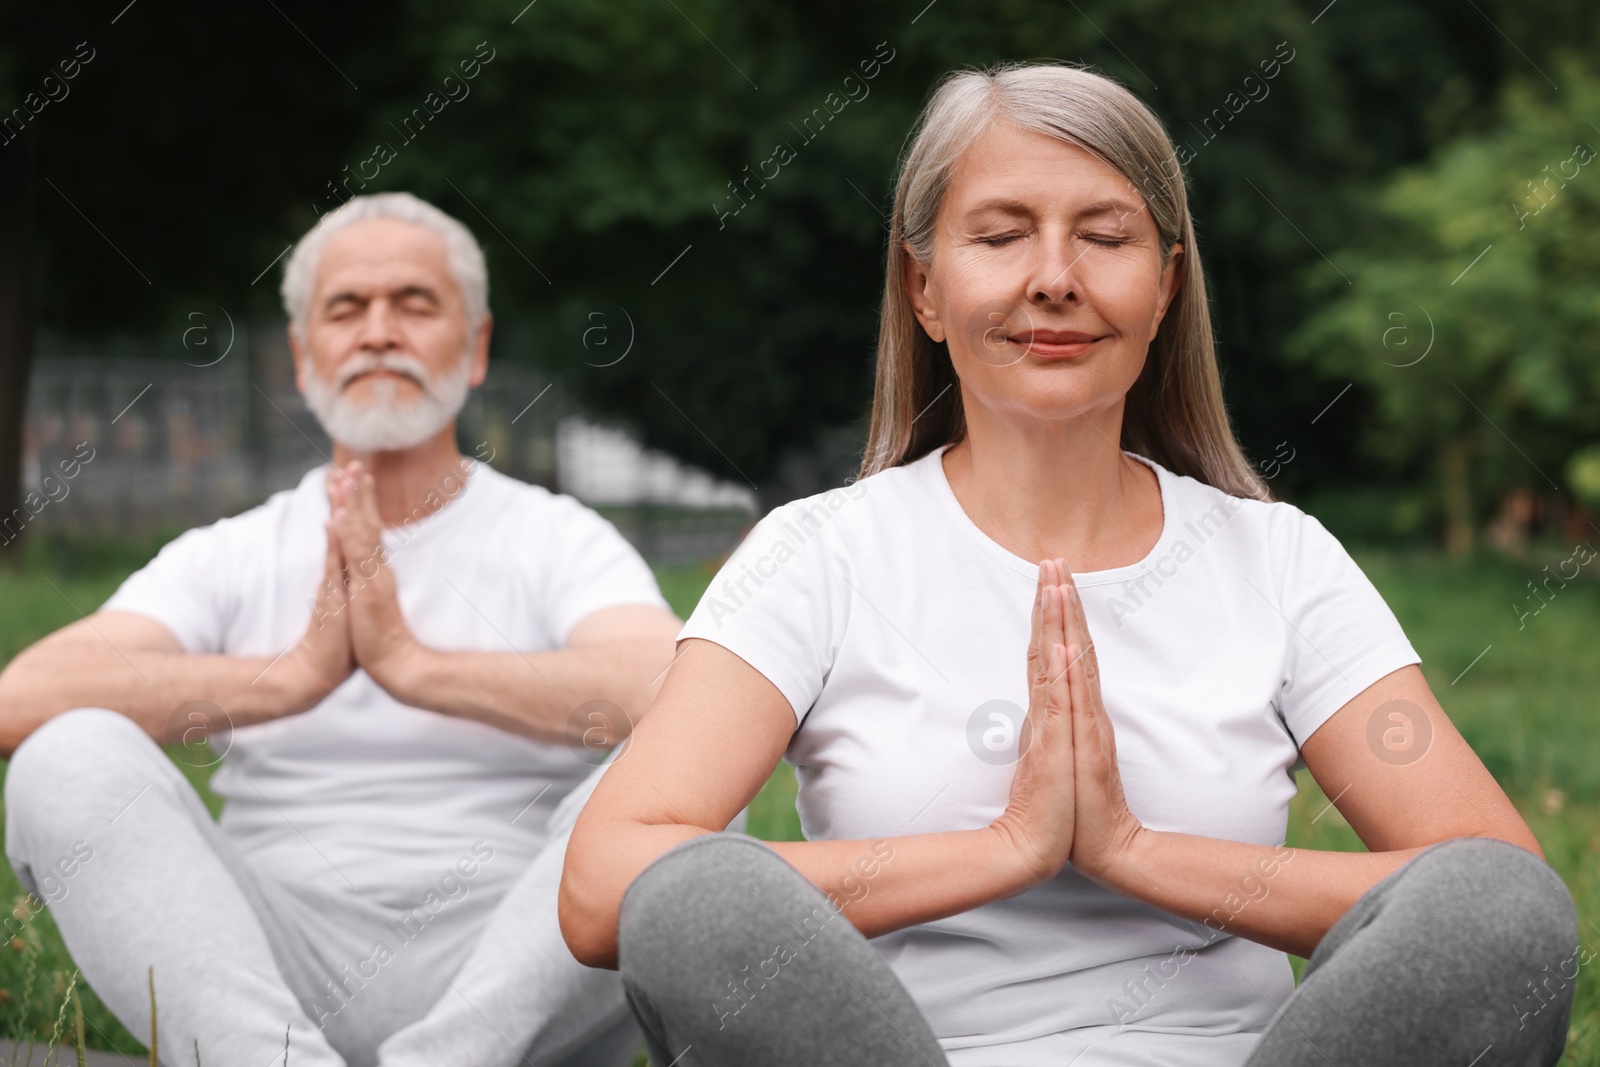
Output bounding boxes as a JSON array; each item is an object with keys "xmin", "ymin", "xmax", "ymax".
[
  {"xmin": 961, "ymin": 196, "xmax": 1145, "ymax": 222},
  {"xmin": 1076, "ymin": 197, "xmax": 1144, "ymax": 222},
  {"xmin": 963, "ymin": 197, "xmax": 1034, "ymax": 219}
]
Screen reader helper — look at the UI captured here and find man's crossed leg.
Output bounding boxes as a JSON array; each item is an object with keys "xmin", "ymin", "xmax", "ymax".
[{"xmin": 4, "ymin": 706, "xmax": 643, "ymax": 1067}]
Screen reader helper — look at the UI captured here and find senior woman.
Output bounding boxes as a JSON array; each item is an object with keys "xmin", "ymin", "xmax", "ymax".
[{"xmin": 558, "ymin": 62, "xmax": 1577, "ymax": 1066}]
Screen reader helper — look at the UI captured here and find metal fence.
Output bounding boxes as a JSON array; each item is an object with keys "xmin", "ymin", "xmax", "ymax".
[{"xmin": 18, "ymin": 321, "xmax": 756, "ymax": 565}]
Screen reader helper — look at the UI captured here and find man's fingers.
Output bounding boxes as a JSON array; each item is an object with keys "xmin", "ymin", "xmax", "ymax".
[
  {"xmin": 329, "ymin": 505, "xmax": 360, "ymax": 557},
  {"xmin": 360, "ymin": 469, "xmax": 383, "ymax": 524},
  {"xmin": 321, "ymin": 521, "xmax": 345, "ymax": 587},
  {"xmin": 310, "ymin": 519, "xmax": 348, "ymax": 626}
]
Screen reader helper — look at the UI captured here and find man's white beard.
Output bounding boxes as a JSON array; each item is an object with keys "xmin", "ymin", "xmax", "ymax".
[{"xmin": 301, "ymin": 351, "xmax": 472, "ymax": 453}]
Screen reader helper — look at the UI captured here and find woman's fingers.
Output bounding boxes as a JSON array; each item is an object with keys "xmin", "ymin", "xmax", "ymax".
[
  {"xmin": 1060, "ymin": 567, "xmax": 1102, "ymax": 693},
  {"xmin": 1028, "ymin": 588, "xmax": 1058, "ymax": 733},
  {"xmin": 1043, "ymin": 639, "xmax": 1068, "ymax": 723},
  {"xmin": 1065, "ymin": 637, "xmax": 1092, "ymax": 739},
  {"xmin": 1049, "ymin": 639, "xmax": 1072, "ymax": 740},
  {"xmin": 1029, "ymin": 559, "xmax": 1050, "ymax": 677},
  {"xmin": 1046, "ymin": 639, "xmax": 1074, "ymax": 846}
]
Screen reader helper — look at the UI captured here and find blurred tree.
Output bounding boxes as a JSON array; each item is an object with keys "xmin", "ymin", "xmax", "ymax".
[
  {"xmin": 1287, "ymin": 55, "xmax": 1600, "ymax": 554},
  {"xmin": 373, "ymin": 0, "xmax": 1520, "ymax": 506},
  {"xmin": 0, "ymin": 4, "xmax": 411, "ymax": 562},
  {"xmin": 4, "ymin": 0, "xmax": 1598, "ymax": 524}
]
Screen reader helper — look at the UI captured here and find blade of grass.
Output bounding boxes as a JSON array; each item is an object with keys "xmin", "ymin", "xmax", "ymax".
[
  {"xmin": 13, "ymin": 928, "xmax": 39, "ymax": 1067},
  {"xmin": 147, "ymin": 965, "xmax": 157, "ymax": 1067},
  {"xmin": 45, "ymin": 969, "xmax": 80, "ymax": 1067},
  {"xmin": 70, "ymin": 984, "xmax": 85, "ymax": 1067}
]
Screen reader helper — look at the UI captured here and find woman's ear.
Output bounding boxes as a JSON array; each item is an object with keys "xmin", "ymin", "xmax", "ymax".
[
  {"xmin": 902, "ymin": 244, "xmax": 947, "ymax": 343},
  {"xmin": 1148, "ymin": 241, "xmax": 1184, "ymax": 342}
]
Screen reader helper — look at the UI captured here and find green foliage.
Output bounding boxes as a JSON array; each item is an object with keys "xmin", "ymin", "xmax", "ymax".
[
  {"xmin": 1569, "ymin": 445, "xmax": 1600, "ymax": 511},
  {"xmin": 14, "ymin": 0, "xmax": 1592, "ymax": 495},
  {"xmin": 1288, "ymin": 55, "xmax": 1600, "ymax": 539},
  {"xmin": 0, "ymin": 545, "xmax": 1597, "ymax": 1057}
]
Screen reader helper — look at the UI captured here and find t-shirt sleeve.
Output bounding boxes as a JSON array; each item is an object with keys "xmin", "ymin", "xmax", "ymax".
[
  {"xmin": 1272, "ymin": 507, "xmax": 1422, "ymax": 747},
  {"xmin": 99, "ymin": 523, "xmax": 234, "ymax": 654},
  {"xmin": 675, "ymin": 501, "xmax": 839, "ymax": 727},
  {"xmin": 542, "ymin": 499, "xmax": 673, "ymax": 648}
]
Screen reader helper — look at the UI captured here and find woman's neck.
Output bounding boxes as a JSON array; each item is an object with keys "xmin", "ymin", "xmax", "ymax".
[{"xmin": 940, "ymin": 409, "xmax": 1161, "ymax": 571}]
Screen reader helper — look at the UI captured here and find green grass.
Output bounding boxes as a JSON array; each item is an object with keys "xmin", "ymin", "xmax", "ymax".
[{"xmin": 0, "ymin": 541, "xmax": 1594, "ymax": 1061}]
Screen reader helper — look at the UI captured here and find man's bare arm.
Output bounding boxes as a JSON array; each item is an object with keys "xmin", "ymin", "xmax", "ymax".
[
  {"xmin": 0, "ymin": 526, "xmax": 355, "ymax": 757},
  {"xmin": 366, "ymin": 604, "xmax": 682, "ymax": 747},
  {"xmin": 322, "ymin": 460, "xmax": 682, "ymax": 746}
]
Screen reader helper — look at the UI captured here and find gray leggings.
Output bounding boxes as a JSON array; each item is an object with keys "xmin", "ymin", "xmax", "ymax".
[{"xmin": 617, "ymin": 833, "xmax": 1579, "ymax": 1067}]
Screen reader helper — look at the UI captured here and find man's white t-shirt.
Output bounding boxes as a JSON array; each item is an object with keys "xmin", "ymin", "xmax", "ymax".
[
  {"xmin": 676, "ymin": 442, "xmax": 1421, "ymax": 1067},
  {"xmin": 102, "ymin": 460, "xmax": 671, "ymax": 907}
]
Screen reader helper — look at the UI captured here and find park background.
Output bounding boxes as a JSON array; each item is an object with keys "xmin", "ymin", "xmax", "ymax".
[{"xmin": 1, "ymin": 0, "xmax": 1598, "ymax": 1061}]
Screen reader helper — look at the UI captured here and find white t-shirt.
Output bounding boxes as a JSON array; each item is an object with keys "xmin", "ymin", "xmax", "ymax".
[
  {"xmin": 676, "ymin": 442, "xmax": 1421, "ymax": 1066},
  {"xmin": 102, "ymin": 460, "xmax": 671, "ymax": 907}
]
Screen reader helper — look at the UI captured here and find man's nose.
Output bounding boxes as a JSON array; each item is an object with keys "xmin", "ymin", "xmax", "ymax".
[{"xmin": 355, "ymin": 300, "xmax": 404, "ymax": 349}]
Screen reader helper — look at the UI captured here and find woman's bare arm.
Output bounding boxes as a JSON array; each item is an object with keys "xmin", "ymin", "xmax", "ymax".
[
  {"xmin": 558, "ymin": 631, "xmax": 1065, "ymax": 969},
  {"xmin": 1050, "ymin": 548, "xmax": 1543, "ymax": 959},
  {"xmin": 1085, "ymin": 664, "xmax": 1543, "ymax": 958}
]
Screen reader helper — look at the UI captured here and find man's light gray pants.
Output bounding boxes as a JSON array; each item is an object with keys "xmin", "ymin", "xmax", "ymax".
[{"xmin": 2, "ymin": 706, "xmax": 645, "ymax": 1067}]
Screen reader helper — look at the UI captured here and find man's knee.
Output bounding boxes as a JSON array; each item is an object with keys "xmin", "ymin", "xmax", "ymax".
[
  {"xmin": 5, "ymin": 707, "xmax": 163, "ymax": 838},
  {"xmin": 8, "ymin": 706, "xmax": 151, "ymax": 788}
]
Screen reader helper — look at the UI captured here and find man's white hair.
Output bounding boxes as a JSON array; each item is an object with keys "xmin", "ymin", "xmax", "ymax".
[{"xmin": 280, "ymin": 192, "xmax": 489, "ymax": 339}]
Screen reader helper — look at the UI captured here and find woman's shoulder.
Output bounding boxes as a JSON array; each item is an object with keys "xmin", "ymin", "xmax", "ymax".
[
  {"xmin": 758, "ymin": 451, "xmax": 934, "ymax": 535},
  {"xmin": 1144, "ymin": 454, "xmax": 1332, "ymax": 562}
]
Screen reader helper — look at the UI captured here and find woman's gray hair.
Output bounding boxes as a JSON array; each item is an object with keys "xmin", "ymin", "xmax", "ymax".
[
  {"xmin": 280, "ymin": 192, "xmax": 489, "ymax": 339},
  {"xmin": 896, "ymin": 63, "xmax": 1185, "ymax": 269},
  {"xmin": 859, "ymin": 61, "xmax": 1272, "ymax": 502}
]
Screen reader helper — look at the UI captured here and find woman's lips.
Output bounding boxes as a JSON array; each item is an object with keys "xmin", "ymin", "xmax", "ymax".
[{"xmin": 1008, "ymin": 331, "xmax": 1104, "ymax": 358}]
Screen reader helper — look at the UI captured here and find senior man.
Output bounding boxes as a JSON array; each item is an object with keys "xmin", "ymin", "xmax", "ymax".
[{"xmin": 0, "ymin": 193, "xmax": 686, "ymax": 1067}]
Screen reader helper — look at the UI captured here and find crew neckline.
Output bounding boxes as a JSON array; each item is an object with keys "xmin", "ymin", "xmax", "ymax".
[
  {"xmin": 919, "ymin": 442, "xmax": 1177, "ymax": 587},
  {"xmin": 311, "ymin": 456, "xmax": 487, "ymax": 546}
]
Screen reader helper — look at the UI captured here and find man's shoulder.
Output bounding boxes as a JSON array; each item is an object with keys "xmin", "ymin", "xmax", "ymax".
[
  {"xmin": 463, "ymin": 462, "xmax": 627, "ymax": 540},
  {"xmin": 172, "ymin": 465, "xmax": 328, "ymax": 549}
]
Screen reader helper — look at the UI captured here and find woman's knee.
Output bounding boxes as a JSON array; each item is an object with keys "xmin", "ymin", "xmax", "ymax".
[
  {"xmin": 619, "ymin": 833, "xmax": 790, "ymax": 942},
  {"xmin": 617, "ymin": 833, "xmax": 811, "ymax": 988},
  {"xmin": 1403, "ymin": 837, "xmax": 1578, "ymax": 970}
]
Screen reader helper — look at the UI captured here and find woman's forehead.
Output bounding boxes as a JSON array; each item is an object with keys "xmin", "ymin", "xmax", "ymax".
[{"xmin": 945, "ymin": 124, "xmax": 1148, "ymax": 217}]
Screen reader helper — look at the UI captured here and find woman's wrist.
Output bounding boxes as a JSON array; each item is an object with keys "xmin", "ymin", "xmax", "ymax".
[
  {"xmin": 980, "ymin": 821, "xmax": 1054, "ymax": 897},
  {"xmin": 1094, "ymin": 823, "xmax": 1162, "ymax": 898}
]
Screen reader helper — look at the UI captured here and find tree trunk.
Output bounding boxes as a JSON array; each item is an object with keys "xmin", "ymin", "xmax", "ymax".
[
  {"xmin": 0, "ymin": 129, "xmax": 38, "ymax": 569},
  {"xmin": 1441, "ymin": 436, "xmax": 1473, "ymax": 558}
]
